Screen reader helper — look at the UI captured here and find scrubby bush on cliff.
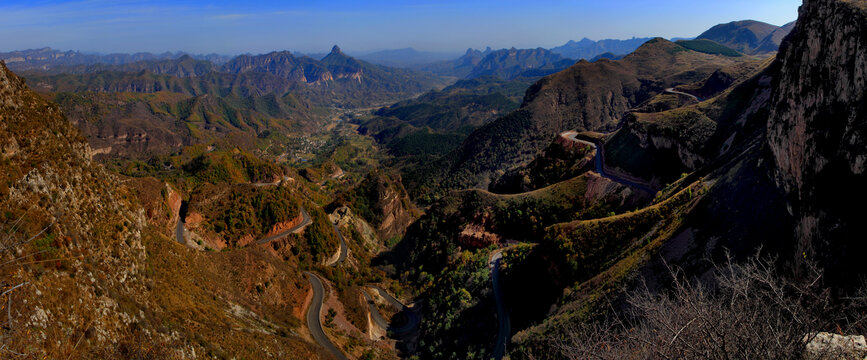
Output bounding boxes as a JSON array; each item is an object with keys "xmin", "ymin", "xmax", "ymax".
[{"xmin": 533, "ymin": 255, "xmax": 867, "ymax": 360}]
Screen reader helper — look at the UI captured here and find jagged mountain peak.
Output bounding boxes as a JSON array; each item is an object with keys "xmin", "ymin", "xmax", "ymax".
[{"xmin": 330, "ymin": 44, "xmax": 343, "ymax": 55}]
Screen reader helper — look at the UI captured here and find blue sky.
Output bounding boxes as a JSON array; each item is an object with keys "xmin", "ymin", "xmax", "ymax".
[{"xmin": 0, "ymin": 0, "xmax": 802, "ymax": 55}]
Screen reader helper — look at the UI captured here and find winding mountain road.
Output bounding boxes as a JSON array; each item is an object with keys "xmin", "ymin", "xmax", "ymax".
[
  {"xmin": 364, "ymin": 292, "xmax": 391, "ymax": 330},
  {"xmin": 364, "ymin": 286, "xmax": 420, "ymax": 336},
  {"xmin": 175, "ymin": 217, "xmax": 186, "ymax": 245},
  {"xmin": 371, "ymin": 286, "xmax": 410, "ymax": 310},
  {"xmin": 491, "ymin": 252, "xmax": 509, "ymax": 360},
  {"xmin": 664, "ymin": 88, "xmax": 702, "ymax": 103},
  {"xmin": 562, "ymin": 132, "xmax": 657, "ymax": 194},
  {"xmin": 255, "ymin": 208, "xmax": 312, "ymax": 245},
  {"xmin": 323, "ymin": 221, "xmax": 348, "ymax": 267},
  {"xmin": 174, "ymin": 205, "xmax": 311, "ymax": 247},
  {"xmin": 304, "ymin": 272, "xmax": 348, "ymax": 360},
  {"xmin": 331, "ymin": 222, "xmax": 348, "ymax": 266}
]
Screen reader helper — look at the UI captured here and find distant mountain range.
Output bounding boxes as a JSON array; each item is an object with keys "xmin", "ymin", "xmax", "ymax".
[
  {"xmin": 416, "ymin": 36, "xmax": 716, "ymax": 81},
  {"xmin": 13, "ymin": 45, "xmax": 450, "ymax": 158},
  {"xmin": 420, "ymin": 47, "xmax": 576, "ymax": 80},
  {"xmin": 696, "ymin": 20, "xmax": 796, "ymax": 55},
  {"xmin": 21, "ymin": 45, "xmax": 447, "ymax": 106},
  {"xmin": 418, "ymin": 47, "xmax": 493, "ymax": 78},
  {"xmin": 549, "ymin": 37, "xmax": 654, "ymax": 60},
  {"xmin": 361, "ymin": 18, "xmax": 795, "ymax": 81},
  {"xmin": 0, "ymin": 47, "xmax": 232, "ymax": 71},
  {"xmin": 358, "ymin": 38, "xmax": 656, "ymax": 75},
  {"xmin": 3, "ymin": 18, "xmax": 791, "ymax": 87}
]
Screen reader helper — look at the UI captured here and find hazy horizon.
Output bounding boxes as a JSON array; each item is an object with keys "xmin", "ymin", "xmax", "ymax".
[{"xmin": 0, "ymin": 0, "xmax": 801, "ymax": 55}]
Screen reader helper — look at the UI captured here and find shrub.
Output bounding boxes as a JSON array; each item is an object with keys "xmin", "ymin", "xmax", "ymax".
[{"xmin": 537, "ymin": 255, "xmax": 867, "ymax": 360}]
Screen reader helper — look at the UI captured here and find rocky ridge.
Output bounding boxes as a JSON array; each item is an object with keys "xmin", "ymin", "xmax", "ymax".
[{"xmin": 766, "ymin": 0, "xmax": 867, "ymax": 281}]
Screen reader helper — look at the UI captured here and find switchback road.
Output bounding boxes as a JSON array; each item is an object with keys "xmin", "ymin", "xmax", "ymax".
[
  {"xmin": 175, "ymin": 217, "xmax": 185, "ymax": 244},
  {"xmin": 664, "ymin": 88, "xmax": 702, "ymax": 102},
  {"xmin": 304, "ymin": 272, "xmax": 348, "ymax": 360},
  {"xmin": 332, "ymin": 222, "xmax": 348, "ymax": 265},
  {"xmin": 562, "ymin": 132, "xmax": 657, "ymax": 194},
  {"xmin": 365, "ymin": 286, "xmax": 420, "ymax": 337},
  {"xmin": 255, "ymin": 208, "xmax": 312, "ymax": 245}
]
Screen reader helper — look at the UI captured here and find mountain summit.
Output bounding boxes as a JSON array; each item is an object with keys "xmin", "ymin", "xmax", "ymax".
[
  {"xmin": 330, "ymin": 45, "xmax": 343, "ymax": 55},
  {"xmin": 697, "ymin": 19, "xmax": 795, "ymax": 54}
]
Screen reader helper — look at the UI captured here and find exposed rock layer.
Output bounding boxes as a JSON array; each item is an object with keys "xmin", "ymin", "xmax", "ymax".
[{"xmin": 766, "ymin": 0, "xmax": 867, "ymax": 281}]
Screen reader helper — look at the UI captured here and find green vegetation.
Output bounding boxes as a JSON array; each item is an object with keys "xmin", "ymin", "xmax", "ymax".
[
  {"xmin": 301, "ymin": 206, "xmax": 340, "ymax": 262},
  {"xmin": 491, "ymin": 139, "xmax": 594, "ymax": 193},
  {"xmin": 331, "ymin": 170, "xmax": 416, "ymax": 231},
  {"xmin": 444, "ymin": 76, "xmax": 536, "ymax": 100},
  {"xmin": 299, "ymin": 122, "xmax": 387, "ymax": 193},
  {"xmin": 386, "ymin": 129, "xmax": 465, "ymax": 156},
  {"xmin": 190, "ymin": 185, "xmax": 300, "ymax": 246},
  {"xmin": 544, "ymin": 181, "xmax": 704, "ymax": 283},
  {"xmin": 182, "ymin": 150, "xmax": 282, "ymax": 185},
  {"xmin": 358, "ymin": 81, "xmax": 521, "ymax": 164},
  {"xmin": 676, "ymin": 39, "xmax": 743, "ymax": 57},
  {"xmin": 394, "ymin": 173, "xmax": 650, "ymax": 301},
  {"xmin": 420, "ymin": 37, "xmax": 747, "ymax": 193},
  {"xmin": 605, "ymin": 109, "xmax": 716, "ymax": 184},
  {"xmin": 324, "ymin": 308, "xmax": 337, "ymax": 328},
  {"xmin": 416, "ymin": 249, "xmax": 495, "ymax": 360}
]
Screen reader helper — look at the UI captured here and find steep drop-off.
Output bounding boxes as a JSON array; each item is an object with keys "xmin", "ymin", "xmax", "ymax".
[{"xmin": 766, "ymin": 0, "xmax": 867, "ymax": 283}]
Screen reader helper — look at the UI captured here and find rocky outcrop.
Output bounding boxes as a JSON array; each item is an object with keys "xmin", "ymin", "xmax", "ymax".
[
  {"xmin": 458, "ymin": 222, "xmax": 502, "ymax": 249},
  {"xmin": 263, "ymin": 212, "xmax": 305, "ymax": 238},
  {"xmin": 338, "ymin": 172, "xmax": 419, "ymax": 243},
  {"xmin": 183, "ymin": 211, "xmax": 228, "ymax": 249},
  {"xmin": 766, "ymin": 0, "xmax": 867, "ymax": 282},
  {"xmin": 330, "ymin": 207, "xmax": 380, "ymax": 252},
  {"xmin": 804, "ymin": 332, "xmax": 867, "ymax": 359}
]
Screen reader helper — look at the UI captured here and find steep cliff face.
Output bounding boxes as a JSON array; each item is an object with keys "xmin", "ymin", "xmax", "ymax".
[
  {"xmin": 766, "ymin": 0, "xmax": 867, "ymax": 281},
  {"xmin": 336, "ymin": 172, "xmax": 420, "ymax": 243}
]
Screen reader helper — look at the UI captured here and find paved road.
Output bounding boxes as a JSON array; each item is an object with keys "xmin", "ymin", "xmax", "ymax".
[
  {"xmin": 324, "ymin": 221, "xmax": 348, "ymax": 267},
  {"xmin": 304, "ymin": 272, "xmax": 348, "ymax": 360},
  {"xmin": 371, "ymin": 286, "xmax": 409, "ymax": 309},
  {"xmin": 665, "ymin": 88, "xmax": 702, "ymax": 102},
  {"xmin": 255, "ymin": 208, "xmax": 312, "ymax": 245},
  {"xmin": 175, "ymin": 217, "xmax": 185, "ymax": 245},
  {"xmin": 491, "ymin": 252, "xmax": 509, "ymax": 360},
  {"xmin": 563, "ymin": 132, "xmax": 657, "ymax": 194},
  {"xmin": 366, "ymin": 286, "xmax": 420, "ymax": 337},
  {"xmin": 331, "ymin": 222, "xmax": 348, "ymax": 266},
  {"xmin": 175, "ymin": 200, "xmax": 188, "ymax": 244},
  {"xmin": 363, "ymin": 292, "xmax": 391, "ymax": 330}
]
